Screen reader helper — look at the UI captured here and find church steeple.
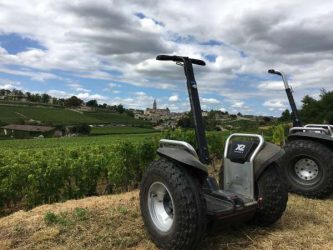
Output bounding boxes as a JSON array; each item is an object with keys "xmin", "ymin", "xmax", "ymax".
[{"xmin": 153, "ymin": 99, "xmax": 157, "ymax": 110}]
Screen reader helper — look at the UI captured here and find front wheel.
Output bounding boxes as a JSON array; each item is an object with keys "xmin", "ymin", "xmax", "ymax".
[
  {"xmin": 140, "ymin": 158, "xmax": 207, "ymax": 250},
  {"xmin": 249, "ymin": 166, "xmax": 288, "ymax": 226},
  {"xmin": 218, "ymin": 164, "xmax": 287, "ymax": 226},
  {"xmin": 283, "ymin": 140, "xmax": 333, "ymax": 198}
]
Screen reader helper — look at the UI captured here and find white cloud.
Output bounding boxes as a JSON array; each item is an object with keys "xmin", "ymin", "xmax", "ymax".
[
  {"xmin": 231, "ymin": 101, "xmax": 245, "ymax": 108},
  {"xmin": 0, "ymin": 0, "xmax": 333, "ymax": 114},
  {"xmin": 258, "ymin": 81, "xmax": 285, "ymax": 91},
  {"xmin": 0, "ymin": 79, "xmax": 21, "ymax": 90},
  {"xmin": 135, "ymin": 91, "xmax": 146, "ymax": 96},
  {"xmin": 0, "ymin": 67, "xmax": 60, "ymax": 82},
  {"xmin": 67, "ymin": 83, "xmax": 81, "ymax": 89},
  {"xmin": 108, "ymin": 83, "xmax": 121, "ymax": 89},
  {"xmin": 47, "ymin": 90, "xmax": 71, "ymax": 99},
  {"xmin": 201, "ymin": 98, "xmax": 220, "ymax": 104},
  {"xmin": 169, "ymin": 95, "xmax": 179, "ymax": 102},
  {"xmin": 263, "ymin": 99, "xmax": 287, "ymax": 111}
]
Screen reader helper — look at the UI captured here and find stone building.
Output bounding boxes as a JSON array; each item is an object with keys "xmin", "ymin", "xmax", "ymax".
[{"xmin": 144, "ymin": 99, "xmax": 170, "ymax": 123}]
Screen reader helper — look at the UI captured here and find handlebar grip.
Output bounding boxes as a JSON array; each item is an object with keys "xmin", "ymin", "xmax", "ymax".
[
  {"xmin": 268, "ymin": 69, "xmax": 282, "ymax": 75},
  {"xmin": 190, "ymin": 58, "xmax": 206, "ymax": 66},
  {"xmin": 156, "ymin": 55, "xmax": 179, "ymax": 61}
]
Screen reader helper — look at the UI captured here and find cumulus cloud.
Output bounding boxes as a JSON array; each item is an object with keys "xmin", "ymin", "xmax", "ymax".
[
  {"xmin": 263, "ymin": 99, "xmax": 287, "ymax": 111},
  {"xmin": 231, "ymin": 101, "xmax": 245, "ymax": 108},
  {"xmin": 0, "ymin": 0, "xmax": 333, "ymax": 115},
  {"xmin": 201, "ymin": 98, "xmax": 220, "ymax": 104},
  {"xmin": 0, "ymin": 79, "xmax": 21, "ymax": 90},
  {"xmin": 169, "ymin": 95, "xmax": 179, "ymax": 102}
]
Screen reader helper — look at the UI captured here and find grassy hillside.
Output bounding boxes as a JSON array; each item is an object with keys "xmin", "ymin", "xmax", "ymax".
[
  {"xmin": 84, "ymin": 111, "xmax": 149, "ymax": 126},
  {"xmin": 0, "ymin": 104, "xmax": 149, "ymax": 126},
  {"xmin": 0, "ymin": 105, "xmax": 24, "ymax": 124},
  {"xmin": 90, "ymin": 126, "xmax": 156, "ymax": 135},
  {"xmin": 0, "ymin": 190, "xmax": 332, "ymax": 250}
]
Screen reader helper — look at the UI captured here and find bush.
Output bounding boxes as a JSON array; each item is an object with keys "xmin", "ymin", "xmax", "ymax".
[
  {"xmin": 272, "ymin": 124, "xmax": 286, "ymax": 146},
  {"xmin": 70, "ymin": 124, "xmax": 91, "ymax": 135}
]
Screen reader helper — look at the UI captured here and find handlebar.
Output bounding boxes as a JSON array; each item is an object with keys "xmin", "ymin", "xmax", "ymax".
[
  {"xmin": 268, "ymin": 69, "xmax": 282, "ymax": 76},
  {"xmin": 156, "ymin": 55, "xmax": 206, "ymax": 66},
  {"xmin": 267, "ymin": 68, "xmax": 290, "ymax": 89}
]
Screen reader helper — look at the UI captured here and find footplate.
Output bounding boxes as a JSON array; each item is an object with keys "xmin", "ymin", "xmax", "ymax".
[{"xmin": 204, "ymin": 191, "xmax": 257, "ymax": 219}]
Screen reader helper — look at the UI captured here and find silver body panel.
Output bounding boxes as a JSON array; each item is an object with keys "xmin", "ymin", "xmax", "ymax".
[
  {"xmin": 224, "ymin": 159, "xmax": 254, "ymax": 199},
  {"xmin": 223, "ymin": 134, "xmax": 264, "ymax": 200},
  {"xmin": 290, "ymin": 126, "xmax": 331, "ymax": 136},
  {"xmin": 304, "ymin": 124, "xmax": 333, "ymax": 136}
]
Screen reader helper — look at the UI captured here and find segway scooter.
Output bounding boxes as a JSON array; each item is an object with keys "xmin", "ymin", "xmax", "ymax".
[
  {"xmin": 139, "ymin": 55, "xmax": 288, "ymax": 250},
  {"xmin": 268, "ymin": 69, "xmax": 333, "ymax": 198}
]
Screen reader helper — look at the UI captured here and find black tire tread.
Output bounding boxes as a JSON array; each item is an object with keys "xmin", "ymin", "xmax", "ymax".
[
  {"xmin": 249, "ymin": 166, "xmax": 288, "ymax": 226},
  {"xmin": 140, "ymin": 158, "xmax": 207, "ymax": 250},
  {"xmin": 283, "ymin": 139, "xmax": 333, "ymax": 198},
  {"xmin": 219, "ymin": 165, "xmax": 287, "ymax": 226}
]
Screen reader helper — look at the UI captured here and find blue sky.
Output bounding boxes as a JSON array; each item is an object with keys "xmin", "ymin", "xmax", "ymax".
[{"xmin": 1, "ymin": 1, "xmax": 333, "ymax": 116}]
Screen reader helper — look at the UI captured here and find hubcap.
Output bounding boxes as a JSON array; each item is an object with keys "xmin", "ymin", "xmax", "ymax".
[
  {"xmin": 294, "ymin": 158, "xmax": 319, "ymax": 181},
  {"xmin": 147, "ymin": 182, "xmax": 174, "ymax": 232}
]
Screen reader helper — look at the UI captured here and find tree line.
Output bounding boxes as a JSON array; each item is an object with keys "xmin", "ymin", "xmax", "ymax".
[
  {"xmin": 279, "ymin": 89, "xmax": 333, "ymax": 124},
  {"xmin": 0, "ymin": 88, "xmax": 129, "ymax": 114}
]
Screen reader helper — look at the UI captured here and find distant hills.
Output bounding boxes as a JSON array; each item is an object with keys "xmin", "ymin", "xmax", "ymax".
[{"xmin": 0, "ymin": 103, "xmax": 150, "ymax": 127}]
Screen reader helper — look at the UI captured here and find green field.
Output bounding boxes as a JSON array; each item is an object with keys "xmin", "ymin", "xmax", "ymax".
[
  {"xmin": 83, "ymin": 111, "xmax": 149, "ymax": 125},
  {"xmin": 0, "ymin": 133, "xmax": 160, "ymax": 150},
  {"xmin": 0, "ymin": 104, "xmax": 150, "ymax": 126},
  {"xmin": 90, "ymin": 126, "xmax": 156, "ymax": 135}
]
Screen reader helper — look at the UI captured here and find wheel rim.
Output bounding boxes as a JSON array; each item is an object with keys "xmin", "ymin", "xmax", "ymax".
[
  {"xmin": 294, "ymin": 158, "xmax": 319, "ymax": 181},
  {"xmin": 147, "ymin": 182, "xmax": 174, "ymax": 232}
]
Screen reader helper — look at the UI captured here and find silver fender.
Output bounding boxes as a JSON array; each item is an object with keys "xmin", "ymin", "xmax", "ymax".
[
  {"xmin": 157, "ymin": 147, "xmax": 208, "ymax": 174},
  {"xmin": 253, "ymin": 142, "xmax": 285, "ymax": 179}
]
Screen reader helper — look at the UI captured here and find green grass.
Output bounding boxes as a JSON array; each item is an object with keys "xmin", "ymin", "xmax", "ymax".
[
  {"xmin": 0, "ymin": 106, "xmax": 24, "ymax": 124},
  {"xmin": 0, "ymin": 104, "xmax": 150, "ymax": 126},
  {"xmin": 83, "ymin": 111, "xmax": 149, "ymax": 126},
  {"xmin": 90, "ymin": 126, "xmax": 156, "ymax": 135},
  {"xmin": 0, "ymin": 105, "xmax": 98, "ymax": 125}
]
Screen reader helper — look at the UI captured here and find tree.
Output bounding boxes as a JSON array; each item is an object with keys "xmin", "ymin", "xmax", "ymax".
[
  {"xmin": 57, "ymin": 98, "xmax": 65, "ymax": 106},
  {"xmin": 263, "ymin": 116, "xmax": 271, "ymax": 122},
  {"xmin": 30, "ymin": 93, "xmax": 41, "ymax": 103},
  {"xmin": 25, "ymin": 92, "xmax": 32, "ymax": 101},
  {"xmin": 41, "ymin": 94, "xmax": 51, "ymax": 104},
  {"xmin": 324, "ymin": 111, "xmax": 333, "ymax": 124},
  {"xmin": 0, "ymin": 89, "xmax": 10, "ymax": 96},
  {"xmin": 70, "ymin": 124, "xmax": 91, "ymax": 135},
  {"xmin": 279, "ymin": 109, "xmax": 291, "ymax": 122},
  {"xmin": 299, "ymin": 95, "xmax": 320, "ymax": 123},
  {"xmin": 86, "ymin": 99, "xmax": 98, "ymax": 107},
  {"xmin": 177, "ymin": 111, "xmax": 194, "ymax": 129},
  {"xmin": 125, "ymin": 110, "xmax": 134, "ymax": 117},
  {"xmin": 64, "ymin": 96, "xmax": 83, "ymax": 107},
  {"xmin": 116, "ymin": 104, "xmax": 125, "ymax": 113}
]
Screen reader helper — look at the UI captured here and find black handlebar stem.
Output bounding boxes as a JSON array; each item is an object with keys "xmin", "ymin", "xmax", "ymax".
[
  {"xmin": 267, "ymin": 68, "xmax": 302, "ymax": 127},
  {"xmin": 156, "ymin": 55, "xmax": 209, "ymax": 164}
]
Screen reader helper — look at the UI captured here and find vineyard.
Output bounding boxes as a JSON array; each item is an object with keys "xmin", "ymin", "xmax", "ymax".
[
  {"xmin": 0, "ymin": 104, "xmax": 149, "ymax": 126},
  {"xmin": 0, "ymin": 130, "xmax": 227, "ymax": 215},
  {"xmin": 90, "ymin": 126, "xmax": 156, "ymax": 135}
]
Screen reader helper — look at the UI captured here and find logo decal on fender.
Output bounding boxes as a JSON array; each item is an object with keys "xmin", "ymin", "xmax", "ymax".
[{"xmin": 235, "ymin": 144, "xmax": 246, "ymax": 153}]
